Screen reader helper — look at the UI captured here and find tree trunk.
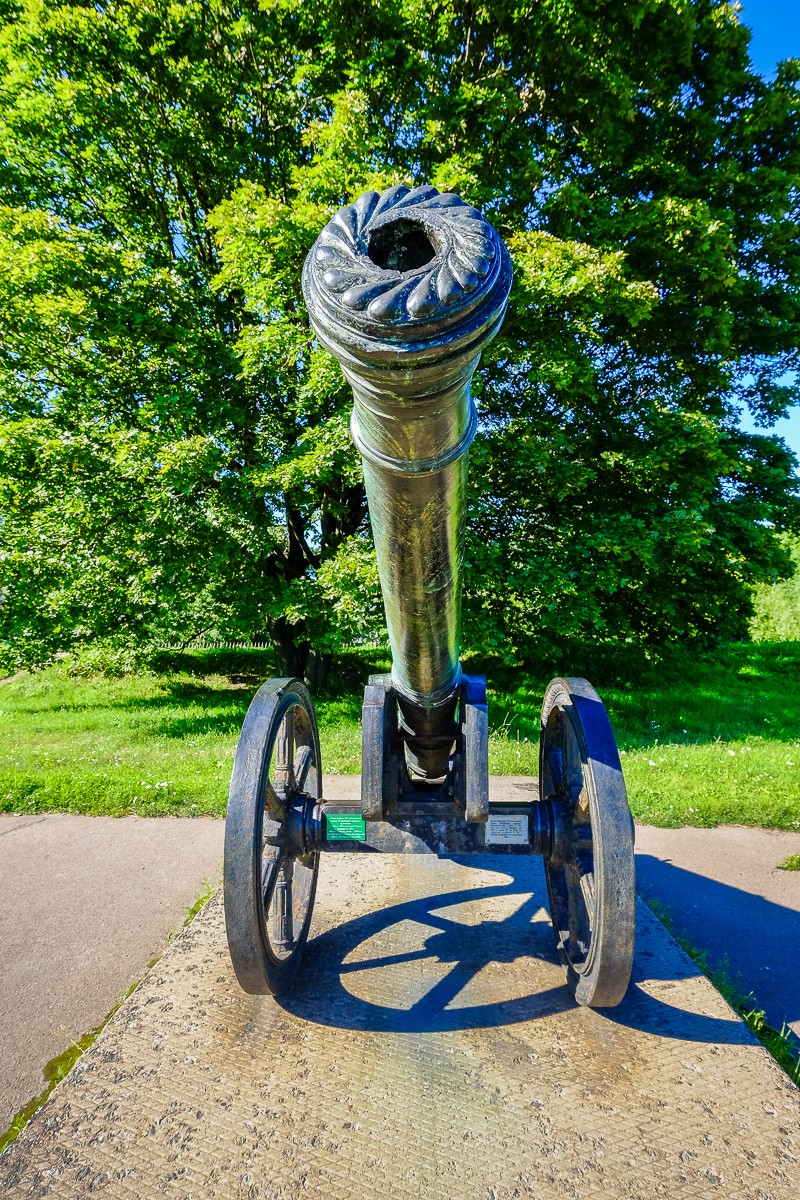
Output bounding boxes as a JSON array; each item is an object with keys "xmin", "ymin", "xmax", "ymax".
[
  {"xmin": 304, "ymin": 646, "xmax": 332, "ymax": 689},
  {"xmin": 269, "ymin": 616, "xmax": 310, "ymax": 679}
]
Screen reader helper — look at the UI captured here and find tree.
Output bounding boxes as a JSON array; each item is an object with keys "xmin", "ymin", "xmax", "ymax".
[{"xmin": 0, "ymin": 0, "xmax": 798, "ymax": 673}]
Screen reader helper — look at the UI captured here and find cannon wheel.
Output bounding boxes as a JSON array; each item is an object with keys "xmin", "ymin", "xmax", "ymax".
[
  {"xmin": 539, "ymin": 677, "xmax": 635, "ymax": 1007},
  {"xmin": 224, "ymin": 678, "xmax": 320, "ymax": 995}
]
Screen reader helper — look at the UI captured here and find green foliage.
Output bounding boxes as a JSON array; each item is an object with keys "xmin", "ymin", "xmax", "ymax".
[
  {"xmin": 0, "ymin": 0, "xmax": 798, "ymax": 670},
  {"xmin": 777, "ymin": 854, "xmax": 800, "ymax": 871},
  {"xmin": 750, "ymin": 536, "xmax": 800, "ymax": 641}
]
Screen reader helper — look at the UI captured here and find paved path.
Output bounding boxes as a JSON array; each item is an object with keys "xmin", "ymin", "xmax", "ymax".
[
  {"xmin": 1, "ymin": 778, "xmax": 798, "ymax": 1165},
  {"xmin": 0, "ymin": 814, "xmax": 224, "ymax": 1131},
  {"xmin": 2, "ymin": 854, "xmax": 798, "ymax": 1199},
  {"xmin": 635, "ymin": 824, "xmax": 800, "ymax": 1044}
]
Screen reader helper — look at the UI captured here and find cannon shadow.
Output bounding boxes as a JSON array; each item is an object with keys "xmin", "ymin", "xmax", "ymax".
[{"xmin": 278, "ymin": 855, "xmax": 757, "ymax": 1045}]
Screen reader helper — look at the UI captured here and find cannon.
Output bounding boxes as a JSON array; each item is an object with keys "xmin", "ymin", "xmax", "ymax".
[{"xmin": 223, "ymin": 185, "xmax": 636, "ymax": 1007}]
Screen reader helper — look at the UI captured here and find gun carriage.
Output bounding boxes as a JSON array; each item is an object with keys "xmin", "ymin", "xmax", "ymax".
[{"xmin": 223, "ymin": 185, "xmax": 636, "ymax": 1008}]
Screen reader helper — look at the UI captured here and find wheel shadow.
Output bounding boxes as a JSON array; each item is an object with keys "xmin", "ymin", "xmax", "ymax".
[
  {"xmin": 278, "ymin": 855, "xmax": 756, "ymax": 1045},
  {"xmin": 636, "ymin": 852, "xmax": 800, "ymax": 1046}
]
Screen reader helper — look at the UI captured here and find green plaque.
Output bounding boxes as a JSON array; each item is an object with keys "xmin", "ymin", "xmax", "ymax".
[{"xmin": 325, "ymin": 812, "xmax": 367, "ymax": 842}]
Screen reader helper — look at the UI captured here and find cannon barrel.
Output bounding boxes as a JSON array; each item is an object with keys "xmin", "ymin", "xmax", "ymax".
[{"xmin": 303, "ymin": 185, "xmax": 512, "ymax": 779}]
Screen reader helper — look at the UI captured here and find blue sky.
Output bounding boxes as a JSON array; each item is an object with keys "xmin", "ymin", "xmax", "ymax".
[
  {"xmin": 738, "ymin": 0, "xmax": 799, "ymax": 78},
  {"xmin": 735, "ymin": 2, "xmax": 800, "ymax": 463}
]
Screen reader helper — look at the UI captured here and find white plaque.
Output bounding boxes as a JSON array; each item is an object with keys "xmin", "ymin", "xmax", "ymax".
[{"xmin": 485, "ymin": 813, "xmax": 529, "ymax": 846}]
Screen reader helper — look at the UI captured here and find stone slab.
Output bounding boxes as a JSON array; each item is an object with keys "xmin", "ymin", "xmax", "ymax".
[
  {"xmin": 1, "ymin": 851, "xmax": 798, "ymax": 1198},
  {"xmin": 326, "ymin": 777, "xmax": 800, "ymax": 1044}
]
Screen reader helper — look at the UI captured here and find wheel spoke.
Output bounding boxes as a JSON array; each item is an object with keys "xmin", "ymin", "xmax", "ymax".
[
  {"xmin": 274, "ymin": 707, "xmax": 296, "ymax": 795},
  {"xmin": 565, "ymin": 858, "xmax": 591, "ymax": 961},
  {"xmin": 572, "ymin": 818, "xmax": 593, "ymax": 851},
  {"xmin": 293, "ymin": 743, "xmax": 314, "ymax": 792},
  {"xmin": 263, "ymin": 777, "xmax": 286, "ymax": 820},
  {"xmin": 271, "ymin": 858, "xmax": 295, "ymax": 949},
  {"xmin": 547, "ymin": 863, "xmax": 571, "ymax": 946},
  {"xmin": 562, "ymin": 713, "xmax": 583, "ymax": 804},
  {"xmin": 579, "ymin": 869, "xmax": 596, "ymax": 920},
  {"xmin": 261, "ymin": 846, "xmax": 281, "ymax": 897},
  {"xmin": 544, "ymin": 745, "xmax": 563, "ymax": 796}
]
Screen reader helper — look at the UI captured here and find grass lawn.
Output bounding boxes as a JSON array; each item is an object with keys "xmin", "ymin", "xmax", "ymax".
[{"xmin": 1, "ymin": 641, "xmax": 799, "ymax": 830}]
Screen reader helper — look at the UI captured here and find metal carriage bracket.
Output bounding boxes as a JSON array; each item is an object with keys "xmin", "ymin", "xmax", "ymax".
[{"xmin": 360, "ymin": 671, "xmax": 489, "ymax": 824}]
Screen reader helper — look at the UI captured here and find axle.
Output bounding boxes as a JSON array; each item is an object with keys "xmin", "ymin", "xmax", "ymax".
[{"xmin": 278, "ymin": 792, "xmax": 574, "ymax": 861}]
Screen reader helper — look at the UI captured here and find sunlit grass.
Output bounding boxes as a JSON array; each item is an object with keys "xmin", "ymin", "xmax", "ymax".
[
  {"xmin": 486, "ymin": 735, "xmax": 800, "ymax": 828},
  {"xmin": 0, "ymin": 668, "xmax": 245, "ymax": 817},
  {"xmin": 483, "ymin": 640, "xmax": 800, "ymax": 830},
  {"xmin": 1, "ymin": 641, "xmax": 799, "ymax": 829}
]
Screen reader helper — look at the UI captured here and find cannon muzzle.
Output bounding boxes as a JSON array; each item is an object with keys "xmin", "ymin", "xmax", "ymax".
[{"xmin": 303, "ymin": 185, "xmax": 512, "ymax": 779}]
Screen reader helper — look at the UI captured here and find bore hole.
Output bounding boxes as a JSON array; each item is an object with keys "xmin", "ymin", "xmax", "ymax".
[{"xmin": 367, "ymin": 219, "xmax": 436, "ymax": 273}]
